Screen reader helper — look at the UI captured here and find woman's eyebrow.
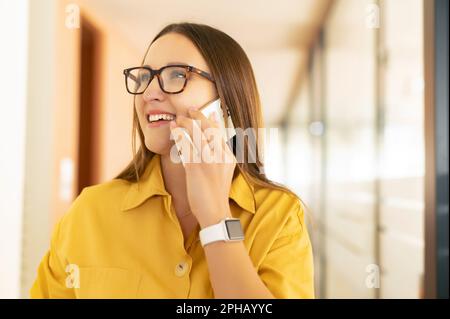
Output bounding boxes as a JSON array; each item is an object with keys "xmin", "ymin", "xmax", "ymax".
[
  {"xmin": 167, "ymin": 61, "xmax": 188, "ymax": 66},
  {"xmin": 143, "ymin": 62, "xmax": 188, "ymax": 68}
]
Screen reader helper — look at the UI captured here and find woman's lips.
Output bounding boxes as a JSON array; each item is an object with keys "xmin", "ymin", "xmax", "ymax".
[
  {"xmin": 147, "ymin": 120, "xmax": 171, "ymax": 128},
  {"xmin": 146, "ymin": 110, "xmax": 176, "ymax": 128}
]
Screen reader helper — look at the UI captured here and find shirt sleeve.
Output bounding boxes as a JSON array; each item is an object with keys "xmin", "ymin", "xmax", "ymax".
[
  {"xmin": 30, "ymin": 219, "xmax": 76, "ymax": 298},
  {"xmin": 258, "ymin": 201, "xmax": 315, "ymax": 299}
]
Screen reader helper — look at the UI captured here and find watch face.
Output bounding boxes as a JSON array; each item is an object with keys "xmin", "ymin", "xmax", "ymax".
[{"xmin": 225, "ymin": 219, "xmax": 244, "ymax": 240}]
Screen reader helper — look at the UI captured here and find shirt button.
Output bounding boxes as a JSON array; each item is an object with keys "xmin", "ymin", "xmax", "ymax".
[{"xmin": 175, "ymin": 261, "xmax": 189, "ymax": 277}]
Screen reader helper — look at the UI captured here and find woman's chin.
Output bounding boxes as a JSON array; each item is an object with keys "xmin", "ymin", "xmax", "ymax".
[{"xmin": 145, "ymin": 142, "xmax": 172, "ymax": 156}]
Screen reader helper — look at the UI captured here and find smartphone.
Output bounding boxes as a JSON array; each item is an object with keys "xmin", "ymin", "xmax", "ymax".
[
  {"xmin": 198, "ymin": 98, "xmax": 236, "ymax": 142},
  {"xmin": 171, "ymin": 98, "xmax": 236, "ymax": 164}
]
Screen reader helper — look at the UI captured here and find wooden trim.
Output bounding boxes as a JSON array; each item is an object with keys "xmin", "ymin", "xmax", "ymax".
[{"xmin": 77, "ymin": 16, "xmax": 102, "ymax": 194}]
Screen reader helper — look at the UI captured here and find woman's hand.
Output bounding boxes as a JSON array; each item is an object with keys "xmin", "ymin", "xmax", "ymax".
[{"xmin": 169, "ymin": 108, "xmax": 236, "ymax": 228}]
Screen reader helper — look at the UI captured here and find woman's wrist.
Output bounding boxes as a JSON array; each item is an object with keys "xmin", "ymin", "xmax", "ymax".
[{"xmin": 196, "ymin": 205, "xmax": 232, "ymax": 229}]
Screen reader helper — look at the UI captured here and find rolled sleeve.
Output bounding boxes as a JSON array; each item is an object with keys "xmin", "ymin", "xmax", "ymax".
[
  {"xmin": 258, "ymin": 202, "xmax": 315, "ymax": 299},
  {"xmin": 30, "ymin": 220, "xmax": 75, "ymax": 299}
]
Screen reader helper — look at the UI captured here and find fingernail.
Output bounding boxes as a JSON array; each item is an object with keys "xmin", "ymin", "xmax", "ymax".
[{"xmin": 169, "ymin": 120, "xmax": 176, "ymax": 128}]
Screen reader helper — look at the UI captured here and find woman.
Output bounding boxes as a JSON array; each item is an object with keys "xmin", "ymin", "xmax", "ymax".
[{"xmin": 31, "ymin": 22, "xmax": 314, "ymax": 299}]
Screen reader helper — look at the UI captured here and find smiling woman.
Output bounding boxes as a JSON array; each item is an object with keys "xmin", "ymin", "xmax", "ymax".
[{"xmin": 30, "ymin": 22, "xmax": 314, "ymax": 299}]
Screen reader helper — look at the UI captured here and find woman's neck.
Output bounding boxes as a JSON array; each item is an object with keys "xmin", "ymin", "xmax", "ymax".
[{"xmin": 160, "ymin": 154, "xmax": 191, "ymax": 217}]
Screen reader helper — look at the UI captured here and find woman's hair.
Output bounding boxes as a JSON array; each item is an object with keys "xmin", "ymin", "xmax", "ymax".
[{"xmin": 115, "ymin": 22, "xmax": 301, "ymax": 203}]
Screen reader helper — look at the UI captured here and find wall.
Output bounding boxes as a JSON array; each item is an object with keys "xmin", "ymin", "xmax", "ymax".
[{"xmin": 0, "ymin": 0, "xmax": 30, "ymax": 298}]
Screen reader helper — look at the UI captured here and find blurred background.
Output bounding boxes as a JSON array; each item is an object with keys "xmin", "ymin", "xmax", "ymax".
[{"xmin": 0, "ymin": 0, "xmax": 448, "ymax": 299}]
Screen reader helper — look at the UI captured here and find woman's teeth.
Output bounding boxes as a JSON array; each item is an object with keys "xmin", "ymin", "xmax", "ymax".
[{"xmin": 148, "ymin": 114, "xmax": 175, "ymax": 123}]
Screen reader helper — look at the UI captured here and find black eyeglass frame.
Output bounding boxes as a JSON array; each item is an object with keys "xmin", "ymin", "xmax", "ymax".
[{"xmin": 123, "ymin": 64, "xmax": 215, "ymax": 95}]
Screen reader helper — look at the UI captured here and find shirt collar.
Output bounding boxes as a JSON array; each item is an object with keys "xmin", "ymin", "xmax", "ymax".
[{"xmin": 121, "ymin": 154, "xmax": 256, "ymax": 214}]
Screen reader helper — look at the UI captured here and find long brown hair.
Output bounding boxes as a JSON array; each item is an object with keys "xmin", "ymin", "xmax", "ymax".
[{"xmin": 115, "ymin": 22, "xmax": 302, "ymax": 204}]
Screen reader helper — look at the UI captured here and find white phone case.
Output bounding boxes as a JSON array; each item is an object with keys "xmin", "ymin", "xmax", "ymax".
[{"xmin": 199, "ymin": 98, "xmax": 236, "ymax": 142}]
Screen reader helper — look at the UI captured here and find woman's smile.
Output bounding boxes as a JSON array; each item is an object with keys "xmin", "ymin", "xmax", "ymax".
[{"xmin": 146, "ymin": 109, "xmax": 176, "ymax": 128}]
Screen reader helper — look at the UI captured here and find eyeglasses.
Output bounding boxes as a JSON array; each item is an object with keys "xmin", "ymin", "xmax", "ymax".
[{"xmin": 123, "ymin": 64, "xmax": 215, "ymax": 95}]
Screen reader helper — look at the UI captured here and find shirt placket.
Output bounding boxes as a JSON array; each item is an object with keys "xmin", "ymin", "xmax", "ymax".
[{"xmin": 164, "ymin": 194, "xmax": 195, "ymax": 298}]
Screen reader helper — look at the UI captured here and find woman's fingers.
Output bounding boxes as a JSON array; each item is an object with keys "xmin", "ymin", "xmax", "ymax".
[
  {"xmin": 188, "ymin": 108, "xmax": 227, "ymax": 149},
  {"xmin": 174, "ymin": 114, "xmax": 194, "ymax": 138},
  {"xmin": 187, "ymin": 108, "xmax": 219, "ymax": 130},
  {"xmin": 174, "ymin": 114, "xmax": 208, "ymax": 159},
  {"xmin": 169, "ymin": 121, "xmax": 197, "ymax": 164},
  {"xmin": 171, "ymin": 107, "xmax": 235, "ymax": 165}
]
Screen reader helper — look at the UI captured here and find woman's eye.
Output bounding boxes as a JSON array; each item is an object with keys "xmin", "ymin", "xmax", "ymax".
[
  {"xmin": 140, "ymin": 74, "xmax": 150, "ymax": 82},
  {"xmin": 170, "ymin": 71, "xmax": 186, "ymax": 79}
]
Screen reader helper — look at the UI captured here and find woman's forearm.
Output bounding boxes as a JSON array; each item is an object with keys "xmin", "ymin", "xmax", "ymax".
[
  {"xmin": 204, "ymin": 240, "xmax": 275, "ymax": 299},
  {"xmin": 202, "ymin": 209, "xmax": 275, "ymax": 299}
]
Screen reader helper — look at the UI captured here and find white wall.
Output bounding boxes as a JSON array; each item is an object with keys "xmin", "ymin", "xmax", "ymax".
[
  {"xmin": 0, "ymin": 0, "xmax": 55, "ymax": 298},
  {"xmin": 0, "ymin": 0, "xmax": 29, "ymax": 299},
  {"xmin": 20, "ymin": 0, "xmax": 55, "ymax": 298}
]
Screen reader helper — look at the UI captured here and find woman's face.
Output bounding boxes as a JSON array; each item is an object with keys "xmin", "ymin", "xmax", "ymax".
[{"xmin": 135, "ymin": 32, "xmax": 217, "ymax": 155}]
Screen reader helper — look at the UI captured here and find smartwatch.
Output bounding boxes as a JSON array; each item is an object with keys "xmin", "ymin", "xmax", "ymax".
[{"xmin": 199, "ymin": 217, "xmax": 244, "ymax": 247}]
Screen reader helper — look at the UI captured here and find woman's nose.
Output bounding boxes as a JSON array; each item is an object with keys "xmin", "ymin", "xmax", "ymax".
[{"xmin": 142, "ymin": 76, "xmax": 164, "ymax": 102}]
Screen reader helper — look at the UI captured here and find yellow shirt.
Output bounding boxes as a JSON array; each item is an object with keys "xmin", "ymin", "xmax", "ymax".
[{"xmin": 30, "ymin": 154, "xmax": 314, "ymax": 298}]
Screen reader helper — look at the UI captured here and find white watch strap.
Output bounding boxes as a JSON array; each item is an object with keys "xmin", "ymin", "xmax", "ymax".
[{"xmin": 199, "ymin": 221, "xmax": 227, "ymax": 247}]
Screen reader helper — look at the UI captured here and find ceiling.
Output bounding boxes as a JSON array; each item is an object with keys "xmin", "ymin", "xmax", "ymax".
[{"xmin": 80, "ymin": 0, "xmax": 331, "ymax": 124}]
